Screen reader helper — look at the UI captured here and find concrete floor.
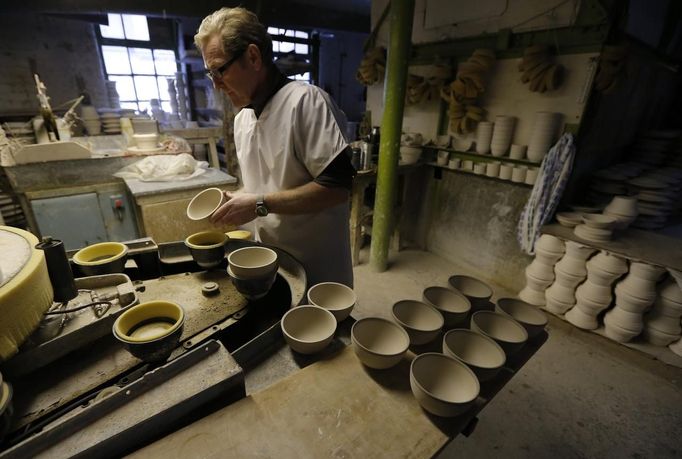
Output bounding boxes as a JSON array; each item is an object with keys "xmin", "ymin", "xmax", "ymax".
[{"xmin": 353, "ymin": 248, "xmax": 682, "ymax": 459}]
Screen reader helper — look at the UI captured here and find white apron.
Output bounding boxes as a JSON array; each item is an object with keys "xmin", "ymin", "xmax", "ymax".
[{"xmin": 234, "ymin": 81, "xmax": 353, "ymax": 287}]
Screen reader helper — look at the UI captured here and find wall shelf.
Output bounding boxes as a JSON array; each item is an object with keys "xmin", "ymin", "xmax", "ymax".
[{"xmin": 422, "ymin": 145, "xmax": 541, "ymax": 167}]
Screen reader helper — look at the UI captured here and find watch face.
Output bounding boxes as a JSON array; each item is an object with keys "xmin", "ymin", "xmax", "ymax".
[{"xmin": 256, "ymin": 205, "xmax": 268, "ymax": 217}]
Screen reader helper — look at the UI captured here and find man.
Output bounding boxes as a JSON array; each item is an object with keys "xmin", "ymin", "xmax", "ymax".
[{"xmin": 194, "ymin": 7, "xmax": 355, "ymax": 287}]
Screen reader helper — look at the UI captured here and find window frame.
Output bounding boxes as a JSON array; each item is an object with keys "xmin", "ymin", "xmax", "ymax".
[{"xmin": 268, "ymin": 28, "xmax": 315, "ymax": 83}]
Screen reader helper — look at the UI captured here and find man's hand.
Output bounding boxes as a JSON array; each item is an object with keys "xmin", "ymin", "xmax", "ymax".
[{"xmin": 210, "ymin": 191, "xmax": 258, "ymax": 226}]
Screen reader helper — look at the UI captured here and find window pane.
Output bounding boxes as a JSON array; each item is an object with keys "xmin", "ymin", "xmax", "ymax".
[
  {"xmin": 267, "ymin": 27, "xmax": 278, "ymax": 35},
  {"xmin": 285, "ymin": 30, "xmax": 295, "ymax": 37},
  {"xmin": 272, "ymin": 41, "xmax": 280, "ymax": 52},
  {"xmin": 122, "ymin": 14, "xmax": 150, "ymax": 41},
  {"xmin": 295, "ymin": 44, "xmax": 308, "ymax": 54},
  {"xmin": 101, "ymin": 46, "xmax": 131, "ymax": 74},
  {"xmin": 154, "ymin": 49, "xmax": 177, "ymax": 75},
  {"xmin": 134, "ymin": 75, "xmax": 159, "ymax": 100},
  {"xmin": 120, "ymin": 101, "xmax": 139, "ymax": 111},
  {"xmin": 138, "ymin": 100, "xmax": 152, "ymax": 114},
  {"xmin": 295, "ymin": 31, "xmax": 309, "ymax": 39},
  {"xmin": 129, "ymin": 48, "xmax": 155, "ymax": 74},
  {"xmin": 280, "ymin": 41, "xmax": 294, "ymax": 53},
  {"xmin": 108, "ymin": 75, "xmax": 136, "ymax": 100},
  {"xmin": 157, "ymin": 76, "xmax": 172, "ymax": 100},
  {"xmin": 100, "ymin": 14, "xmax": 125, "ymax": 39}
]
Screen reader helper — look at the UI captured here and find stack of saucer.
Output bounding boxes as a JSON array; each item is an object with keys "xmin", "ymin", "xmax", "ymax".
[
  {"xmin": 99, "ymin": 109, "xmax": 122, "ymax": 135},
  {"xmin": 573, "ymin": 214, "xmax": 617, "ymax": 242},
  {"xmin": 81, "ymin": 105, "xmax": 101, "ymax": 136},
  {"xmin": 628, "ymin": 173, "xmax": 680, "ymax": 230}
]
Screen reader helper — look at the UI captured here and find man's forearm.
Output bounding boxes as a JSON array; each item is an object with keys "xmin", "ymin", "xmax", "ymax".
[{"xmin": 264, "ymin": 182, "xmax": 349, "ymax": 215}]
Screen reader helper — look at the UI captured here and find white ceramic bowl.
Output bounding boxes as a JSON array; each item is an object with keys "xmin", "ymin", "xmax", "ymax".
[
  {"xmin": 495, "ymin": 298, "xmax": 547, "ymax": 337},
  {"xmin": 351, "ymin": 317, "xmax": 410, "ymax": 369},
  {"xmin": 281, "ymin": 305, "xmax": 337, "ymax": 354},
  {"xmin": 228, "ymin": 246, "xmax": 278, "ymax": 279},
  {"xmin": 186, "ymin": 187, "xmax": 225, "ymax": 221},
  {"xmin": 582, "ymin": 214, "xmax": 617, "ymax": 230},
  {"xmin": 604, "ymin": 307, "xmax": 643, "ymax": 332},
  {"xmin": 614, "ymin": 284, "xmax": 654, "ymax": 312},
  {"xmin": 526, "ymin": 260, "xmax": 555, "ymax": 284},
  {"xmin": 604, "ymin": 196, "xmax": 638, "ymax": 217},
  {"xmin": 642, "ymin": 327, "xmax": 678, "ymax": 346},
  {"xmin": 535, "ymin": 234, "xmax": 565, "ymax": 255},
  {"xmin": 546, "ymin": 282, "xmax": 577, "ymax": 305},
  {"xmin": 422, "ymin": 286, "xmax": 471, "ymax": 326},
  {"xmin": 391, "ymin": 300, "xmax": 444, "ymax": 345},
  {"xmin": 307, "ymin": 282, "xmax": 356, "ymax": 321},
  {"xmin": 410, "ymin": 353, "xmax": 480, "ymax": 417},
  {"xmin": 133, "ymin": 133, "xmax": 159, "ymax": 150},
  {"xmin": 518, "ymin": 286, "xmax": 546, "ymax": 306},
  {"xmin": 589, "ymin": 252, "xmax": 628, "ymax": 276},
  {"xmin": 447, "ymin": 275, "xmax": 494, "ymax": 311},
  {"xmin": 470, "ymin": 311, "xmax": 528, "ymax": 356},
  {"xmin": 565, "ymin": 306, "xmax": 599, "ymax": 330},
  {"xmin": 660, "ymin": 278, "xmax": 682, "ymax": 304},
  {"xmin": 556, "ymin": 212, "xmax": 583, "ymax": 228},
  {"xmin": 442, "ymin": 329, "xmax": 506, "ymax": 382},
  {"xmin": 629, "ymin": 262, "xmax": 666, "ymax": 281},
  {"xmin": 399, "ymin": 146, "xmax": 422, "ymax": 165}
]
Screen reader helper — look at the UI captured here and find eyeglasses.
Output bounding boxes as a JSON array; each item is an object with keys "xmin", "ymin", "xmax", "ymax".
[{"xmin": 205, "ymin": 49, "xmax": 245, "ymax": 81}]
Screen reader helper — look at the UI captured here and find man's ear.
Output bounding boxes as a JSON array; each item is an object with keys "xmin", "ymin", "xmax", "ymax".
[{"xmin": 246, "ymin": 43, "xmax": 263, "ymax": 71}]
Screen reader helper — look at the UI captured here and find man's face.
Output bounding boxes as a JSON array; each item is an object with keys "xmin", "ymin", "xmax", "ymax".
[{"xmin": 203, "ymin": 35, "xmax": 255, "ymax": 109}]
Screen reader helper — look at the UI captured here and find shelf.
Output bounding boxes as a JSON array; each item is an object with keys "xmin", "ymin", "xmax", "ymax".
[
  {"xmin": 426, "ymin": 162, "xmax": 534, "ymax": 187},
  {"xmin": 422, "ymin": 145, "xmax": 541, "ymax": 167},
  {"xmin": 542, "ymin": 223, "xmax": 682, "ymax": 271}
]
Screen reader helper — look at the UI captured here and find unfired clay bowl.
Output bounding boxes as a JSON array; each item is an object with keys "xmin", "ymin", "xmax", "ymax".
[
  {"xmin": 410, "ymin": 353, "xmax": 480, "ymax": 417},
  {"xmin": 184, "ymin": 231, "xmax": 227, "ymax": 269},
  {"xmin": 470, "ymin": 311, "xmax": 528, "ymax": 356},
  {"xmin": 228, "ymin": 246, "xmax": 278, "ymax": 279},
  {"xmin": 582, "ymin": 214, "xmax": 617, "ymax": 230},
  {"xmin": 186, "ymin": 187, "xmax": 225, "ymax": 221},
  {"xmin": 227, "ymin": 265, "xmax": 277, "ymax": 300},
  {"xmin": 351, "ymin": 317, "xmax": 410, "ymax": 369},
  {"xmin": 495, "ymin": 298, "xmax": 547, "ymax": 338},
  {"xmin": 447, "ymin": 275, "xmax": 494, "ymax": 312},
  {"xmin": 391, "ymin": 300, "xmax": 444, "ymax": 345},
  {"xmin": 534, "ymin": 234, "xmax": 565, "ymax": 255},
  {"xmin": 280, "ymin": 305, "xmax": 337, "ymax": 354},
  {"xmin": 422, "ymin": 286, "xmax": 471, "ymax": 326},
  {"xmin": 307, "ymin": 282, "xmax": 356, "ymax": 321},
  {"xmin": 442, "ymin": 329, "xmax": 506, "ymax": 382}
]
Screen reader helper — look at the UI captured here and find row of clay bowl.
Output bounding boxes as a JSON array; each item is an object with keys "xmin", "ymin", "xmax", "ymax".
[{"xmin": 282, "ymin": 275, "xmax": 547, "ymax": 418}]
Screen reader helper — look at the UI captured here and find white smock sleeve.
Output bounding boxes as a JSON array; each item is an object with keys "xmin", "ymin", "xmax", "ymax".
[{"xmin": 291, "ymin": 87, "xmax": 349, "ymax": 179}]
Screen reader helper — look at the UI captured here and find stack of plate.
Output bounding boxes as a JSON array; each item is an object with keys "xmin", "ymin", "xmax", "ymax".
[
  {"xmin": 589, "ymin": 168, "xmax": 630, "ymax": 205},
  {"xmin": 99, "ymin": 109, "xmax": 122, "ymax": 135},
  {"xmin": 628, "ymin": 171, "xmax": 681, "ymax": 229},
  {"xmin": 2, "ymin": 121, "xmax": 35, "ymax": 145},
  {"xmin": 573, "ymin": 214, "xmax": 617, "ymax": 243},
  {"xmin": 527, "ymin": 111, "xmax": 562, "ymax": 162},
  {"xmin": 81, "ymin": 105, "xmax": 101, "ymax": 136}
]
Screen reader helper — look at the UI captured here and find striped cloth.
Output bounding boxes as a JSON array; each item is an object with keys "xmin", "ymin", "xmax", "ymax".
[{"xmin": 517, "ymin": 133, "xmax": 576, "ymax": 254}]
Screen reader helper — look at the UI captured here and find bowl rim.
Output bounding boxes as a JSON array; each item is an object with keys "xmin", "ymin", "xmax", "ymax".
[
  {"xmin": 186, "ymin": 187, "xmax": 224, "ymax": 221},
  {"xmin": 496, "ymin": 297, "xmax": 548, "ymax": 327},
  {"xmin": 410, "ymin": 352, "xmax": 480, "ymax": 404},
  {"xmin": 351, "ymin": 317, "xmax": 409, "ymax": 357},
  {"xmin": 471, "ymin": 310, "xmax": 529, "ymax": 344},
  {"xmin": 228, "ymin": 246, "xmax": 278, "ymax": 270},
  {"xmin": 442, "ymin": 328, "xmax": 506, "ymax": 369},
  {"xmin": 184, "ymin": 230, "xmax": 228, "ymax": 249},
  {"xmin": 446, "ymin": 275, "xmax": 493, "ymax": 300},
  {"xmin": 113, "ymin": 301, "xmax": 185, "ymax": 343},
  {"xmin": 73, "ymin": 242, "xmax": 128, "ymax": 266},
  {"xmin": 307, "ymin": 282, "xmax": 357, "ymax": 311},
  {"xmin": 281, "ymin": 305, "xmax": 337, "ymax": 344},
  {"xmin": 391, "ymin": 299, "xmax": 444, "ymax": 332},
  {"xmin": 423, "ymin": 286, "xmax": 471, "ymax": 314}
]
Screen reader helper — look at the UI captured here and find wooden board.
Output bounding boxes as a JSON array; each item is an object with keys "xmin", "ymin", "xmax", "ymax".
[{"xmin": 128, "ymin": 346, "xmax": 450, "ymax": 458}]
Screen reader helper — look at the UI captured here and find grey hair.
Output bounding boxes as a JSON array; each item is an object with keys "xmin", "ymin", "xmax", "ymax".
[{"xmin": 194, "ymin": 7, "xmax": 273, "ymax": 62}]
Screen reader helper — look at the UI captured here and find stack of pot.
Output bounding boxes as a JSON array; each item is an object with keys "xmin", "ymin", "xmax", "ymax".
[
  {"xmin": 545, "ymin": 242, "xmax": 595, "ymax": 314},
  {"xmin": 643, "ymin": 278, "xmax": 682, "ymax": 346},
  {"xmin": 565, "ymin": 252, "xmax": 627, "ymax": 330},
  {"xmin": 605, "ymin": 262, "xmax": 666, "ymax": 342},
  {"xmin": 519, "ymin": 235, "xmax": 564, "ymax": 306}
]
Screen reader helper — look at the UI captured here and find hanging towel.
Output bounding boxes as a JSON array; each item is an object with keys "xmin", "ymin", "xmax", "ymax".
[{"xmin": 517, "ymin": 133, "xmax": 576, "ymax": 254}]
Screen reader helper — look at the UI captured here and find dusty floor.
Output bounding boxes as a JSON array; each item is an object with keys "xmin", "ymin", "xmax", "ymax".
[{"xmin": 352, "ymin": 248, "xmax": 682, "ymax": 459}]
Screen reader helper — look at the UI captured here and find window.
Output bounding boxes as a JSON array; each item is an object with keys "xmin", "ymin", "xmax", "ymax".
[
  {"xmin": 268, "ymin": 27, "xmax": 312, "ymax": 82},
  {"xmin": 98, "ymin": 14, "xmax": 178, "ymax": 113}
]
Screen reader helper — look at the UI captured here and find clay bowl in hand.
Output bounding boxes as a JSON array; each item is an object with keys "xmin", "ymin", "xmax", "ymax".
[
  {"xmin": 442, "ymin": 329, "xmax": 506, "ymax": 382},
  {"xmin": 184, "ymin": 231, "xmax": 227, "ymax": 269},
  {"xmin": 307, "ymin": 282, "xmax": 356, "ymax": 322},
  {"xmin": 410, "ymin": 353, "xmax": 480, "ymax": 417},
  {"xmin": 391, "ymin": 300, "xmax": 444, "ymax": 345},
  {"xmin": 470, "ymin": 311, "xmax": 528, "ymax": 357},
  {"xmin": 228, "ymin": 246, "xmax": 278, "ymax": 279},
  {"xmin": 495, "ymin": 298, "xmax": 547, "ymax": 338},
  {"xmin": 73, "ymin": 241, "xmax": 128, "ymax": 276},
  {"xmin": 227, "ymin": 265, "xmax": 277, "ymax": 301},
  {"xmin": 447, "ymin": 275, "xmax": 494, "ymax": 312},
  {"xmin": 186, "ymin": 187, "xmax": 225, "ymax": 221},
  {"xmin": 113, "ymin": 301, "xmax": 185, "ymax": 363},
  {"xmin": 351, "ymin": 317, "xmax": 409, "ymax": 369},
  {"xmin": 422, "ymin": 286, "xmax": 471, "ymax": 327},
  {"xmin": 281, "ymin": 305, "xmax": 337, "ymax": 354}
]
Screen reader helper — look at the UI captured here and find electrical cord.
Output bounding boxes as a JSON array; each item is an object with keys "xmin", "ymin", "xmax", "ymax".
[{"xmin": 45, "ymin": 301, "xmax": 112, "ymax": 315}]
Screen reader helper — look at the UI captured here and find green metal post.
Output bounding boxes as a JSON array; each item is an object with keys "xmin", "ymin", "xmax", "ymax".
[{"xmin": 369, "ymin": 0, "xmax": 415, "ymax": 272}]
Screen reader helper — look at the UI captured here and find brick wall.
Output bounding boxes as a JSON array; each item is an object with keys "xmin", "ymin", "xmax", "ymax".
[{"xmin": 0, "ymin": 13, "xmax": 108, "ymax": 115}]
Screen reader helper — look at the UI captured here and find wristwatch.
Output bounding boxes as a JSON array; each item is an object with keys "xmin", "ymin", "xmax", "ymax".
[{"xmin": 256, "ymin": 195, "xmax": 269, "ymax": 217}]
